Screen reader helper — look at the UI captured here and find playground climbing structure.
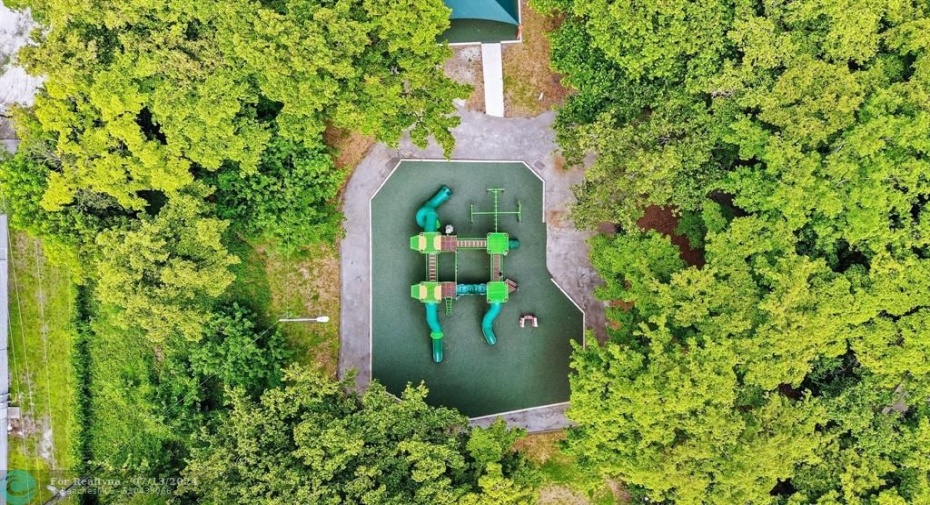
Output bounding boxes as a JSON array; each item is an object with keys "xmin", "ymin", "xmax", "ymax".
[{"xmin": 409, "ymin": 186, "xmax": 522, "ymax": 363}]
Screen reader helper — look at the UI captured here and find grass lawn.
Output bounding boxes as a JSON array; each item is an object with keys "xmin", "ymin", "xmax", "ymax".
[
  {"xmin": 225, "ymin": 237, "xmax": 341, "ymax": 377},
  {"xmin": 7, "ymin": 232, "xmax": 77, "ymax": 499},
  {"xmin": 516, "ymin": 431, "xmax": 628, "ymax": 505},
  {"xmin": 502, "ymin": 0, "xmax": 571, "ymax": 117}
]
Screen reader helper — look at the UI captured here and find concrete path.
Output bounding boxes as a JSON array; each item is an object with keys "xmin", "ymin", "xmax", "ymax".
[
  {"xmin": 480, "ymin": 44, "xmax": 504, "ymax": 117},
  {"xmin": 1, "ymin": 215, "xmax": 8, "ymax": 480},
  {"xmin": 470, "ymin": 403, "xmax": 571, "ymax": 432},
  {"xmin": 339, "ymin": 107, "xmax": 607, "ymax": 431},
  {"xmin": 0, "ymin": 5, "xmax": 43, "ymax": 112}
]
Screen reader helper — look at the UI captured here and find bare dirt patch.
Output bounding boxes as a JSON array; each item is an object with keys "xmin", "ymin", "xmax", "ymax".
[
  {"xmin": 324, "ymin": 125, "xmax": 374, "ymax": 171},
  {"xmin": 514, "ymin": 430, "xmax": 567, "ymax": 464},
  {"xmin": 546, "ymin": 209, "xmax": 565, "ymax": 227},
  {"xmin": 637, "ymin": 205, "xmax": 705, "ymax": 267},
  {"xmin": 443, "ymin": 45, "xmax": 484, "ymax": 112},
  {"xmin": 502, "ymin": 0, "xmax": 571, "ymax": 117},
  {"xmin": 538, "ymin": 485, "xmax": 591, "ymax": 505}
]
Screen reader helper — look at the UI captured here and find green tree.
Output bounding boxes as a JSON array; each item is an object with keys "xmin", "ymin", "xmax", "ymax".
[
  {"xmin": 213, "ymin": 134, "xmax": 345, "ymax": 249},
  {"xmin": 0, "ymin": 148, "xmax": 121, "ymax": 275},
  {"xmin": 181, "ymin": 367, "xmax": 536, "ymax": 504},
  {"xmin": 211, "ymin": 0, "xmax": 468, "ymax": 153},
  {"xmin": 549, "ymin": 0, "xmax": 930, "ymax": 502},
  {"xmin": 85, "ymin": 301, "xmax": 292, "ymax": 498},
  {"xmin": 94, "ymin": 188, "xmax": 238, "ymax": 342},
  {"xmin": 12, "ymin": 0, "xmax": 467, "ymax": 210},
  {"xmin": 188, "ymin": 303, "xmax": 291, "ymax": 396}
]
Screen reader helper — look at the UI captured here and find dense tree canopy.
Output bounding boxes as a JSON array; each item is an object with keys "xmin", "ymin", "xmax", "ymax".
[
  {"xmin": 181, "ymin": 367, "xmax": 536, "ymax": 504},
  {"xmin": 86, "ymin": 302, "xmax": 292, "ymax": 491},
  {"xmin": 9, "ymin": 0, "xmax": 466, "ymax": 211},
  {"xmin": 540, "ymin": 0, "xmax": 930, "ymax": 502},
  {"xmin": 94, "ymin": 187, "xmax": 238, "ymax": 342},
  {"xmin": 212, "ymin": 134, "xmax": 346, "ymax": 247}
]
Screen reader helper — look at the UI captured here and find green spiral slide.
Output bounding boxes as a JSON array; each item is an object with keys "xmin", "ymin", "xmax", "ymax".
[
  {"xmin": 481, "ymin": 303, "xmax": 502, "ymax": 345},
  {"xmin": 415, "ymin": 185, "xmax": 452, "ymax": 232}
]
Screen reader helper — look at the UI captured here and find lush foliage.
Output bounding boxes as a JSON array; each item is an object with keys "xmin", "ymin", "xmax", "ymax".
[
  {"xmin": 213, "ymin": 135, "xmax": 345, "ymax": 247},
  {"xmin": 1, "ymin": 0, "xmax": 475, "ymax": 500},
  {"xmin": 94, "ymin": 188, "xmax": 238, "ymax": 342},
  {"xmin": 188, "ymin": 303, "xmax": 291, "ymax": 396},
  {"xmin": 0, "ymin": 148, "xmax": 123, "ymax": 275},
  {"xmin": 85, "ymin": 302, "xmax": 291, "ymax": 495},
  {"xmin": 540, "ymin": 0, "xmax": 930, "ymax": 502},
  {"xmin": 182, "ymin": 367, "xmax": 537, "ymax": 504},
  {"xmin": 9, "ymin": 0, "xmax": 465, "ymax": 211}
]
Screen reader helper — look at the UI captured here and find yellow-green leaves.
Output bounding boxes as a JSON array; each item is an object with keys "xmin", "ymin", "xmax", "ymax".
[
  {"xmin": 182, "ymin": 368, "xmax": 536, "ymax": 504},
  {"xmin": 20, "ymin": 0, "xmax": 466, "ymax": 210},
  {"xmin": 94, "ymin": 189, "xmax": 238, "ymax": 342}
]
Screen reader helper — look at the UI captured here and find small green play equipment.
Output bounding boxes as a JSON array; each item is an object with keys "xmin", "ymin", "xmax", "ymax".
[{"xmin": 410, "ymin": 186, "xmax": 522, "ymax": 362}]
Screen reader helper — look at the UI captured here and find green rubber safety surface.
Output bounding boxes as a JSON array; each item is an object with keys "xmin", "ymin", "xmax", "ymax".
[
  {"xmin": 441, "ymin": 20, "xmax": 519, "ymax": 44},
  {"xmin": 371, "ymin": 161, "xmax": 583, "ymax": 417}
]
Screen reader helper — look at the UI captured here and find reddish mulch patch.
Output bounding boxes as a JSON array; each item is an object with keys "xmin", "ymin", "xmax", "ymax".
[{"xmin": 637, "ymin": 205, "xmax": 705, "ymax": 267}]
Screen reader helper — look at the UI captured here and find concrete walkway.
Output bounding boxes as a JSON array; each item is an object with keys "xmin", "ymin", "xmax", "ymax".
[
  {"xmin": 480, "ymin": 43, "xmax": 504, "ymax": 117},
  {"xmin": 1, "ymin": 215, "xmax": 9, "ymax": 480},
  {"xmin": 338, "ymin": 107, "xmax": 607, "ymax": 431},
  {"xmin": 1, "ymin": 5, "xmax": 43, "ymax": 111}
]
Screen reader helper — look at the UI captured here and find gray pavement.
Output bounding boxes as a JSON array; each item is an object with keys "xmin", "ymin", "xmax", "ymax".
[
  {"xmin": 1, "ymin": 215, "xmax": 9, "ymax": 484},
  {"xmin": 338, "ymin": 107, "xmax": 607, "ymax": 432},
  {"xmin": 470, "ymin": 403, "xmax": 573, "ymax": 432},
  {"xmin": 1, "ymin": 117, "xmax": 18, "ymax": 154}
]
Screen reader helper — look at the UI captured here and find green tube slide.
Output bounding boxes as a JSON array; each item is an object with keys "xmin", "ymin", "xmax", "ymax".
[
  {"xmin": 416, "ymin": 185, "xmax": 453, "ymax": 232},
  {"xmin": 455, "ymin": 283, "xmax": 487, "ymax": 296},
  {"xmin": 425, "ymin": 303, "xmax": 444, "ymax": 362},
  {"xmin": 481, "ymin": 303, "xmax": 502, "ymax": 345}
]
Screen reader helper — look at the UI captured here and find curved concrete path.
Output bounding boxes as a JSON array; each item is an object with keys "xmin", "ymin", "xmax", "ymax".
[{"xmin": 338, "ymin": 108, "xmax": 607, "ymax": 431}]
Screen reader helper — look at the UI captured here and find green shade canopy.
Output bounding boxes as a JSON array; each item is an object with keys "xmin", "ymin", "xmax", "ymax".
[{"xmin": 444, "ymin": 0, "xmax": 519, "ymax": 26}]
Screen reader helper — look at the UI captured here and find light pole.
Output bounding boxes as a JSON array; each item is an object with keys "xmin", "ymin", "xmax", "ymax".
[{"xmin": 278, "ymin": 316, "xmax": 330, "ymax": 323}]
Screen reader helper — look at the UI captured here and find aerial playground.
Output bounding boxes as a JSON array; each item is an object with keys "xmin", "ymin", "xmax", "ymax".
[
  {"xmin": 371, "ymin": 160, "xmax": 582, "ymax": 417},
  {"xmin": 410, "ymin": 185, "xmax": 522, "ymax": 362}
]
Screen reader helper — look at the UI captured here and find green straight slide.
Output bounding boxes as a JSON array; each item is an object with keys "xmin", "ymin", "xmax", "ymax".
[{"xmin": 425, "ymin": 303, "xmax": 444, "ymax": 363}]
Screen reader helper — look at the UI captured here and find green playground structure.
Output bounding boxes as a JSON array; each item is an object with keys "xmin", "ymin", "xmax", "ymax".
[
  {"xmin": 410, "ymin": 186, "xmax": 522, "ymax": 363},
  {"xmin": 482, "ymin": 303, "xmax": 502, "ymax": 345},
  {"xmin": 424, "ymin": 303, "xmax": 443, "ymax": 363},
  {"xmin": 416, "ymin": 185, "xmax": 452, "ymax": 232}
]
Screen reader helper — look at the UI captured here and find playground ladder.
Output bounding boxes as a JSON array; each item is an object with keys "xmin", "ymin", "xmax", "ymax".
[
  {"xmin": 491, "ymin": 254, "xmax": 503, "ymax": 281},
  {"xmin": 444, "ymin": 297, "xmax": 454, "ymax": 315},
  {"xmin": 427, "ymin": 254, "xmax": 438, "ymax": 282},
  {"xmin": 456, "ymin": 239, "xmax": 487, "ymax": 249}
]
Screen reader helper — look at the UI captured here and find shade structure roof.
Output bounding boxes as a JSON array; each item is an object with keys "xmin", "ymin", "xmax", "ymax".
[{"xmin": 444, "ymin": 0, "xmax": 519, "ymax": 26}]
